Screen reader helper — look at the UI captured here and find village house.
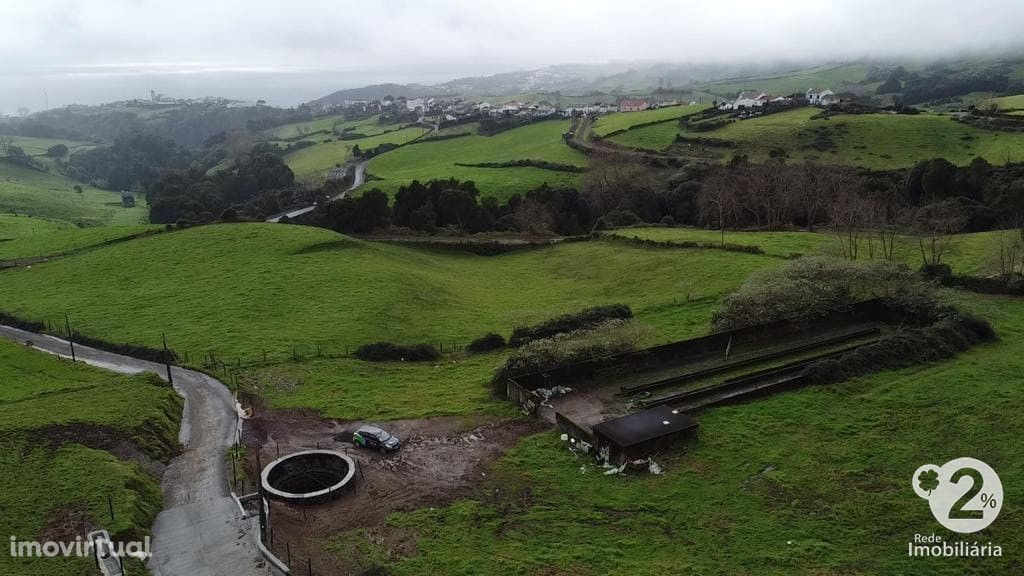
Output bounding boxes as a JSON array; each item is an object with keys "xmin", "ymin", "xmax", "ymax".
[
  {"xmin": 806, "ymin": 88, "xmax": 837, "ymax": 106},
  {"xmin": 619, "ymin": 99, "xmax": 649, "ymax": 112}
]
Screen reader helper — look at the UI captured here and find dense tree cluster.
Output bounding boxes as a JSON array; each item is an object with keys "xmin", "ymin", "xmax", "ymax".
[
  {"xmin": 147, "ymin": 151, "xmax": 304, "ymax": 223},
  {"xmin": 65, "ymin": 133, "xmax": 197, "ymax": 191}
]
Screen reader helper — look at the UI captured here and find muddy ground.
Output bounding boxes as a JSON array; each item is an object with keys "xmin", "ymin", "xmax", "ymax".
[{"xmin": 241, "ymin": 407, "xmax": 547, "ymax": 575}]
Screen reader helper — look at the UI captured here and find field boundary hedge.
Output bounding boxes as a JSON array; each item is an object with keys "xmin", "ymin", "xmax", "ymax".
[
  {"xmin": 453, "ymin": 159, "xmax": 585, "ymax": 173},
  {"xmin": 600, "ymin": 232, "xmax": 766, "ymax": 255}
]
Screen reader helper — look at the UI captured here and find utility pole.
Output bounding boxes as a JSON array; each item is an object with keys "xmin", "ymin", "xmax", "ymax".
[
  {"xmin": 162, "ymin": 332, "xmax": 173, "ymax": 385},
  {"xmin": 64, "ymin": 312, "xmax": 76, "ymax": 362}
]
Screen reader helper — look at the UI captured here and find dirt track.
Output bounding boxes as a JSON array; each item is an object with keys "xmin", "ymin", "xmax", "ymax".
[{"xmin": 243, "ymin": 407, "xmax": 547, "ymax": 575}]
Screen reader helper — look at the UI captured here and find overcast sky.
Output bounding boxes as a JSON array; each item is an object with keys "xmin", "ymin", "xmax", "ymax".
[{"xmin": 1, "ymin": 0, "xmax": 1022, "ymax": 114}]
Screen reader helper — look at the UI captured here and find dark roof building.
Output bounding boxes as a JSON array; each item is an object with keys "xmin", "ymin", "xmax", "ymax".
[{"xmin": 592, "ymin": 405, "xmax": 698, "ymax": 465}]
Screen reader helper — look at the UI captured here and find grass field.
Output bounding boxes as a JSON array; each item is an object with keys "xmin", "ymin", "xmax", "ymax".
[
  {"xmin": 8, "ymin": 136, "xmax": 93, "ymax": 157},
  {"xmin": 357, "ymin": 120, "xmax": 587, "ymax": 199},
  {"xmin": 0, "ymin": 222, "xmax": 159, "ymax": 261},
  {"xmin": 592, "ymin": 104, "xmax": 708, "ymax": 137},
  {"xmin": 0, "ymin": 213, "xmax": 72, "ymax": 238},
  {"xmin": 611, "ymin": 107, "xmax": 1024, "ymax": 168},
  {"xmin": 701, "ymin": 63, "xmax": 871, "ymax": 98},
  {"xmin": 0, "ymin": 222, "xmax": 769, "ymax": 365},
  {"xmin": 0, "ymin": 339, "xmax": 181, "ymax": 576},
  {"xmin": 983, "ymin": 94, "xmax": 1024, "ymax": 115},
  {"xmin": 611, "ymin": 227, "xmax": 1008, "ymax": 275},
  {"xmin": 0, "ymin": 161, "xmax": 147, "ymax": 226},
  {"xmin": 268, "ymin": 115, "xmax": 392, "ymax": 140},
  {"xmin": 284, "ymin": 126, "xmax": 431, "ymax": 183},
  {"xmin": 341, "ymin": 293, "xmax": 1024, "ymax": 575}
]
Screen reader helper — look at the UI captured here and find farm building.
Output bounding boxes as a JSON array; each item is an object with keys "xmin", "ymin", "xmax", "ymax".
[
  {"xmin": 592, "ymin": 406, "xmax": 698, "ymax": 465},
  {"xmin": 121, "ymin": 192, "xmax": 135, "ymax": 208}
]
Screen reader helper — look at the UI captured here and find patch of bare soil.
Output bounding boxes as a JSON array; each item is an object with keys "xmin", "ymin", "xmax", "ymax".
[
  {"xmin": 241, "ymin": 408, "xmax": 548, "ymax": 576},
  {"xmin": 27, "ymin": 423, "xmax": 170, "ymax": 478},
  {"xmin": 38, "ymin": 504, "xmax": 96, "ymax": 542}
]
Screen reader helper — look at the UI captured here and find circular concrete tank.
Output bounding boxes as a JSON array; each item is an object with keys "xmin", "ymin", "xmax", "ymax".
[{"xmin": 260, "ymin": 450, "xmax": 356, "ymax": 504}]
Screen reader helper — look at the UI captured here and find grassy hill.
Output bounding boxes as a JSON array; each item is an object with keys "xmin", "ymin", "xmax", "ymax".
[
  {"xmin": 0, "ymin": 161, "xmax": 147, "ymax": 226},
  {"xmin": 611, "ymin": 227, "xmax": 1007, "ymax": 275},
  {"xmin": 611, "ymin": 107, "xmax": 1024, "ymax": 168},
  {"xmin": 0, "ymin": 338, "xmax": 181, "ymax": 576},
  {"xmin": 700, "ymin": 63, "xmax": 872, "ymax": 97},
  {"xmin": 0, "ymin": 222, "xmax": 159, "ymax": 261},
  {"xmin": 0, "ymin": 222, "xmax": 770, "ymax": 363},
  {"xmin": 0, "ymin": 213, "xmax": 72, "ymax": 238},
  {"xmin": 357, "ymin": 120, "xmax": 586, "ymax": 199},
  {"xmin": 983, "ymin": 94, "xmax": 1024, "ymax": 115},
  {"xmin": 592, "ymin": 104, "xmax": 709, "ymax": 137},
  {"xmin": 283, "ymin": 125, "xmax": 431, "ymax": 184},
  {"xmin": 268, "ymin": 115, "xmax": 393, "ymax": 141}
]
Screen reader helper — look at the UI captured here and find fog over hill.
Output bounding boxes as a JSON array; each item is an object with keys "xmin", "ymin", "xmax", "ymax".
[{"xmin": 3, "ymin": 0, "xmax": 1024, "ymax": 114}]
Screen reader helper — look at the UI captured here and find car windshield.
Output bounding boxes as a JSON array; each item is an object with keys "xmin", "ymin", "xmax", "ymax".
[{"xmin": 378, "ymin": 431, "xmax": 392, "ymax": 441}]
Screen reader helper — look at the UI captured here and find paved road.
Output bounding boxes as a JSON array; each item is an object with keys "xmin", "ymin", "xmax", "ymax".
[
  {"xmin": 266, "ymin": 160, "xmax": 367, "ymax": 223},
  {"xmin": 0, "ymin": 325, "xmax": 271, "ymax": 576}
]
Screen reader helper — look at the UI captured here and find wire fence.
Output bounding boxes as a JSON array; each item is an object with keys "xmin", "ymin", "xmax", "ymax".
[{"xmin": 33, "ymin": 314, "xmax": 476, "ymax": 375}]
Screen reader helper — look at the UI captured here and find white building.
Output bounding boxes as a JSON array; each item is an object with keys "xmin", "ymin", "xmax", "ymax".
[{"xmin": 806, "ymin": 89, "xmax": 837, "ymax": 106}]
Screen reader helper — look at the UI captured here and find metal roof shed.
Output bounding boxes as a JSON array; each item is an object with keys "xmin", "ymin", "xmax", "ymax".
[{"xmin": 592, "ymin": 406, "xmax": 698, "ymax": 465}]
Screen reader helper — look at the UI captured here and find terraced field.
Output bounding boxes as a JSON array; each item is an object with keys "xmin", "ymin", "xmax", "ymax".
[
  {"xmin": 268, "ymin": 115, "xmax": 392, "ymax": 140},
  {"xmin": 357, "ymin": 120, "xmax": 586, "ymax": 199},
  {"xmin": 612, "ymin": 107, "xmax": 1024, "ymax": 168},
  {"xmin": 592, "ymin": 104, "xmax": 708, "ymax": 137},
  {"xmin": 0, "ymin": 161, "xmax": 148, "ymax": 225}
]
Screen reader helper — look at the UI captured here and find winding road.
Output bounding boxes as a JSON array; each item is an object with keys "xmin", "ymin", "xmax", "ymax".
[
  {"xmin": 266, "ymin": 160, "xmax": 367, "ymax": 223},
  {"xmin": 0, "ymin": 325, "xmax": 272, "ymax": 576}
]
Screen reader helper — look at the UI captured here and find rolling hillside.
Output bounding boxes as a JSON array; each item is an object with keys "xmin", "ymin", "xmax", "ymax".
[
  {"xmin": 283, "ymin": 125, "xmax": 431, "ymax": 183},
  {"xmin": 357, "ymin": 120, "xmax": 586, "ymax": 199},
  {"xmin": 0, "ymin": 222, "xmax": 770, "ymax": 361},
  {"xmin": 611, "ymin": 107, "xmax": 1024, "ymax": 168},
  {"xmin": 0, "ymin": 160, "xmax": 147, "ymax": 226}
]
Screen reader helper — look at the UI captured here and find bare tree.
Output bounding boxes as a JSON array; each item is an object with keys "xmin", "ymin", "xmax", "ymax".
[
  {"xmin": 582, "ymin": 151, "xmax": 655, "ymax": 218},
  {"xmin": 913, "ymin": 200, "xmax": 966, "ymax": 267},
  {"xmin": 513, "ymin": 200, "xmax": 556, "ymax": 235},
  {"xmin": 698, "ymin": 168, "xmax": 740, "ymax": 245},
  {"xmin": 823, "ymin": 169, "xmax": 868, "ymax": 260},
  {"xmin": 0, "ymin": 134, "xmax": 13, "ymax": 157}
]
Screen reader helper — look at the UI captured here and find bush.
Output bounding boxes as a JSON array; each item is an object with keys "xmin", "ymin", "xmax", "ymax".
[
  {"xmin": 659, "ymin": 215, "xmax": 676, "ymax": 226},
  {"xmin": 712, "ymin": 257, "xmax": 926, "ymax": 332},
  {"xmin": 602, "ymin": 210, "xmax": 641, "ymax": 228},
  {"xmin": 803, "ymin": 311, "xmax": 995, "ymax": 385},
  {"xmin": 510, "ymin": 304, "xmax": 633, "ymax": 347},
  {"xmin": 499, "ymin": 319, "xmax": 650, "ymax": 378},
  {"xmin": 354, "ymin": 342, "xmax": 440, "ymax": 362},
  {"xmin": 467, "ymin": 333, "xmax": 506, "ymax": 353}
]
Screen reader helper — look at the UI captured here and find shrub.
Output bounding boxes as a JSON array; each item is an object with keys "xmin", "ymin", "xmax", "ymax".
[
  {"xmin": 712, "ymin": 257, "xmax": 926, "ymax": 331},
  {"xmin": 510, "ymin": 304, "xmax": 633, "ymax": 347},
  {"xmin": 659, "ymin": 215, "xmax": 676, "ymax": 226},
  {"xmin": 803, "ymin": 311, "xmax": 995, "ymax": 385},
  {"xmin": 467, "ymin": 333, "xmax": 506, "ymax": 353},
  {"xmin": 500, "ymin": 319, "xmax": 651, "ymax": 378},
  {"xmin": 602, "ymin": 210, "xmax": 641, "ymax": 228},
  {"xmin": 354, "ymin": 342, "xmax": 440, "ymax": 362}
]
